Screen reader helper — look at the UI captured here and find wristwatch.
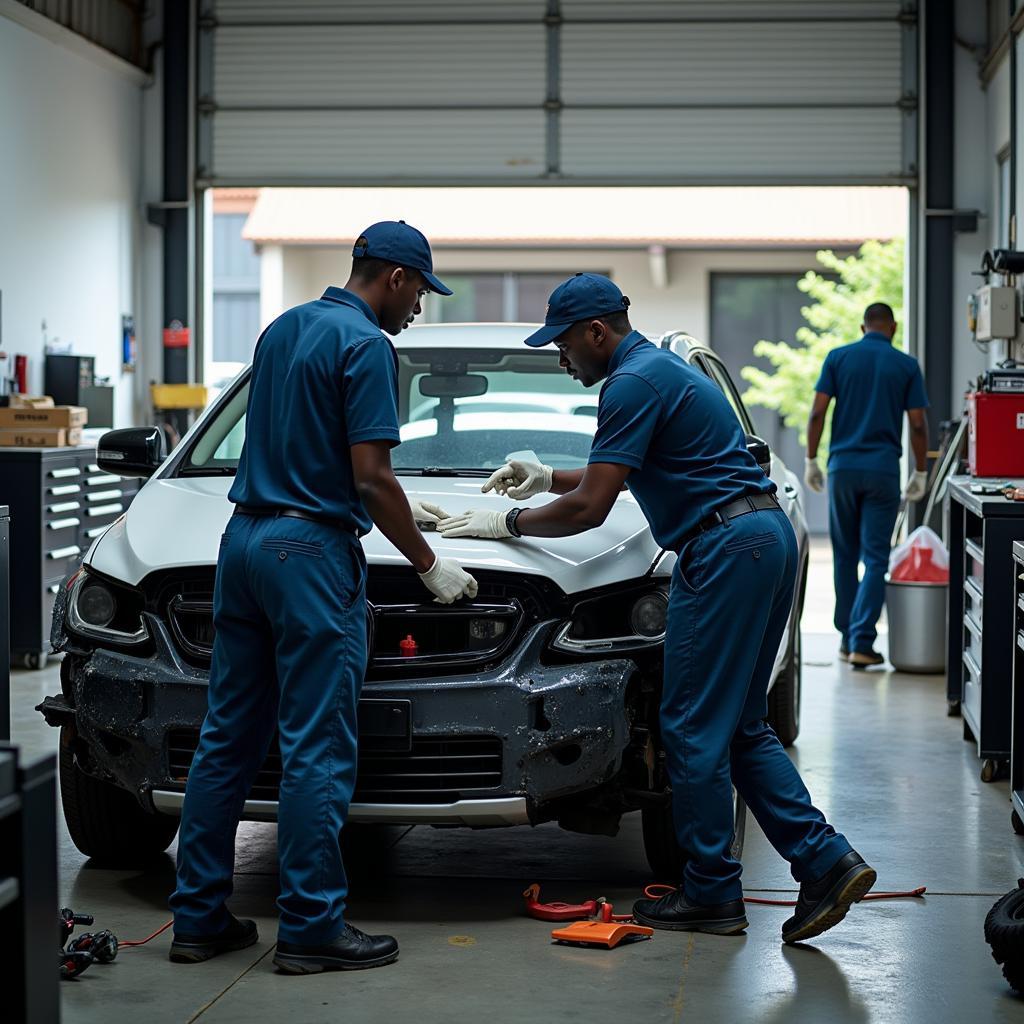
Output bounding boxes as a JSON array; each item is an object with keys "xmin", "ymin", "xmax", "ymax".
[{"xmin": 505, "ymin": 507, "xmax": 525, "ymax": 538}]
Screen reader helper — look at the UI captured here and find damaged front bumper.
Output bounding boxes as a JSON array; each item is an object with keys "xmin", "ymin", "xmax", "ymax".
[{"xmin": 41, "ymin": 613, "xmax": 642, "ymax": 827}]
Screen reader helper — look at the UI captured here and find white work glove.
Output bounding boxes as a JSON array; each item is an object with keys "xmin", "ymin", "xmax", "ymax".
[
  {"xmin": 437, "ymin": 509, "xmax": 513, "ymax": 540},
  {"xmin": 904, "ymin": 470, "xmax": 928, "ymax": 503},
  {"xmin": 408, "ymin": 499, "xmax": 450, "ymax": 526},
  {"xmin": 481, "ymin": 460, "xmax": 553, "ymax": 500},
  {"xmin": 804, "ymin": 458, "xmax": 825, "ymax": 494},
  {"xmin": 417, "ymin": 556, "xmax": 478, "ymax": 604}
]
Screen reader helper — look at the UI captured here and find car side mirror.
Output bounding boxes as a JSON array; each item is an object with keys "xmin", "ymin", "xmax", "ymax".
[
  {"xmin": 97, "ymin": 426, "xmax": 166, "ymax": 478},
  {"xmin": 746, "ymin": 434, "xmax": 772, "ymax": 474}
]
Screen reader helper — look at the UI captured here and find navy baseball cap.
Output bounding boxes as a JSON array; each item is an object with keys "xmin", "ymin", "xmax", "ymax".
[
  {"xmin": 524, "ymin": 273, "xmax": 630, "ymax": 347},
  {"xmin": 352, "ymin": 220, "xmax": 453, "ymax": 296}
]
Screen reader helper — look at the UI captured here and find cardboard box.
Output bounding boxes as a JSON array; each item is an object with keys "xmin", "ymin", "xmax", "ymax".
[
  {"xmin": 0, "ymin": 426, "xmax": 82, "ymax": 448},
  {"xmin": 8, "ymin": 394, "xmax": 54, "ymax": 409},
  {"xmin": 0, "ymin": 405, "xmax": 88, "ymax": 429}
]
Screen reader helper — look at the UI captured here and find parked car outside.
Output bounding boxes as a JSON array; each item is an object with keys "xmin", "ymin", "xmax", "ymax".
[{"xmin": 37, "ymin": 323, "xmax": 809, "ymax": 876}]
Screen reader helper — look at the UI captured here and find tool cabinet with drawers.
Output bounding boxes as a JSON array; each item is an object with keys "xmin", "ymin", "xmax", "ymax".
[{"xmin": 0, "ymin": 446, "xmax": 140, "ymax": 668}]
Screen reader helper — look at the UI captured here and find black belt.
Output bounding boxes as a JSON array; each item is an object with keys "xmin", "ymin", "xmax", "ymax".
[
  {"xmin": 234, "ymin": 505, "xmax": 351, "ymax": 530},
  {"xmin": 677, "ymin": 492, "xmax": 781, "ymax": 550}
]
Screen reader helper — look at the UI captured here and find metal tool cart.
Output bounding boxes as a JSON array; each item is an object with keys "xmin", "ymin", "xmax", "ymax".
[
  {"xmin": 0, "ymin": 446, "xmax": 140, "ymax": 669},
  {"xmin": 1011, "ymin": 542, "xmax": 1024, "ymax": 834},
  {"xmin": 946, "ymin": 477, "xmax": 1024, "ymax": 780}
]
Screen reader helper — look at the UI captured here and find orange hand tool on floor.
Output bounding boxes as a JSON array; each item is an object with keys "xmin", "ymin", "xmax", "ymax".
[{"xmin": 523, "ymin": 884, "xmax": 654, "ymax": 948}]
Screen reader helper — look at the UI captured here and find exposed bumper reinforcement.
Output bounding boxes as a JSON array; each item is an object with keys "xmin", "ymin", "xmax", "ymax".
[{"xmin": 150, "ymin": 789, "xmax": 531, "ymax": 827}]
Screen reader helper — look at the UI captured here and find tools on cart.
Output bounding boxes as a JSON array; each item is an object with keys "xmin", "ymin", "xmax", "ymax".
[{"xmin": 523, "ymin": 884, "xmax": 654, "ymax": 948}]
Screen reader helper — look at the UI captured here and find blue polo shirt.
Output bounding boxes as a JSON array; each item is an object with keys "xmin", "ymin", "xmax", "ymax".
[
  {"xmin": 815, "ymin": 332, "xmax": 929, "ymax": 477},
  {"xmin": 588, "ymin": 332, "xmax": 772, "ymax": 552},
  {"xmin": 229, "ymin": 287, "xmax": 401, "ymax": 534}
]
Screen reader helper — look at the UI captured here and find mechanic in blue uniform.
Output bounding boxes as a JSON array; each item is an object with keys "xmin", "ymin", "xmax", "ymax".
[
  {"xmin": 169, "ymin": 221, "xmax": 477, "ymax": 973},
  {"xmin": 804, "ymin": 302, "xmax": 930, "ymax": 668},
  {"xmin": 438, "ymin": 274, "xmax": 875, "ymax": 943}
]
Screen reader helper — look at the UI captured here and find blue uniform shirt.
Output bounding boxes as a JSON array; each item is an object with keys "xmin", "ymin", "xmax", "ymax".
[
  {"xmin": 815, "ymin": 332, "xmax": 929, "ymax": 477},
  {"xmin": 229, "ymin": 286, "xmax": 401, "ymax": 534},
  {"xmin": 588, "ymin": 332, "xmax": 772, "ymax": 552}
]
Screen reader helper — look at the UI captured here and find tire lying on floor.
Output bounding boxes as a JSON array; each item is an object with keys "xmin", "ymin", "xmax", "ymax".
[
  {"xmin": 60, "ymin": 726, "xmax": 179, "ymax": 866},
  {"xmin": 984, "ymin": 881, "xmax": 1024, "ymax": 993}
]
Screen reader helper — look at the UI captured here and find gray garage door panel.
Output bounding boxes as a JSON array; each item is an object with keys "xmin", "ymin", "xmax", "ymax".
[
  {"xmin": 211, "ymin": 110, "xmax": 547, "ymax": 182},
  {"xmin": 562, "ymin": 108, "xmax": 903, "ymax": 181},
  {"xmin": 214, "ymin": 25, "xmax": 546, "ymax": 107},
  {"xmin": 561, "ymin": 23, "xmax": 900, "ymax": 105},
  {"xmin": 201, "ymin": 0, "xmax": 914, "ymax": 185}
]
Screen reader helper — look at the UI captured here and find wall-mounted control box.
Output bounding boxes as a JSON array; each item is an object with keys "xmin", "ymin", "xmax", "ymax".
[{"xmin": 975, "ymin": 285, "xmax": 1018, "ymax": 341}]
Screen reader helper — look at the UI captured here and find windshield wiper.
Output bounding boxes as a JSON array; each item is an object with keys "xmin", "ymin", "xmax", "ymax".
[
  {"xmin": 178, "ymin": 466, "xmax": 237, "ymax": 476},
  {"xmin": 395, "ymin": 467, "xmax": 492, "ymax": 477}
]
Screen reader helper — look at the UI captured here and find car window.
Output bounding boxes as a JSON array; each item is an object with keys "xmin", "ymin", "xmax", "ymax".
[
  {"xmin": 693, "ymin": 353, "xmax": 755, "ymax": 435},
  {"xmin": 180, "ymin": 348, "xmax": 599, "ymax": 475}
]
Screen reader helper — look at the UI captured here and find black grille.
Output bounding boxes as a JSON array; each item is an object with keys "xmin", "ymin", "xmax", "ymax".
[
  {"xmin": 147, "ymin": 565, "xmax": 568, "ymax": 677},
  {"xmin": 166, "ymin": 730, "xmax": 503, "ymax": 804}
]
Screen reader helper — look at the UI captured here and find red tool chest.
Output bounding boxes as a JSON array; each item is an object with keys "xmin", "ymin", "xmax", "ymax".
[{"xmin": 967, "ymin": 391, "xmax": 1024, "ymax": 477}]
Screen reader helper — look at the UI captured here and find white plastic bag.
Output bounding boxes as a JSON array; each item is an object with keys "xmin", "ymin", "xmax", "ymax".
[{"xmin": 888, "ymin": 525, "xmax": 949, "ymax": 583}]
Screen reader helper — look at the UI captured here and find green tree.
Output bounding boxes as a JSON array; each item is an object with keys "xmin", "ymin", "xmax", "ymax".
[{"xmin": 740, "ymin": 239, "xmax": 905, "ymax": 453}]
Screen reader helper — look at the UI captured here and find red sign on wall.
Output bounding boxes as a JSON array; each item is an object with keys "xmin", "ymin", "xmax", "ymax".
[{"xmin": 163, "ymin": 322, "xmax": 190, "ymax": 349}]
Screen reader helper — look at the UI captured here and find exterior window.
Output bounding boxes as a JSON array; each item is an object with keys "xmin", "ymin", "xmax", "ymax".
[
  {"xmin": 998, "ymin": 150, "xmax": 1011, "ymax": 249},
  {"xmin": 426, "ymin": 273, "xmax": 596, "ymax": 323},
  {"xmin": 212, "ymin": 213, "xmax": 261, "ymax": 364}
]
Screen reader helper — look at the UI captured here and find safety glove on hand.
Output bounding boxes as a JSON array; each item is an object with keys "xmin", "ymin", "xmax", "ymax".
[
  {"xmin": 804, "ymin": 458, "xmax": 826, "ymax": 494},
  {"xmin": 408, "ymin": 499, "xmax": 450, "ymax": 526},
  {"xmin": 417, "ymin": 557, "xmax": 478, "ymax": 604},
  {"xmin": 437, "ymin": 509, "xmax": 513, "ymax": 540},
  {"xmin": 903, "ymin": 470, "xmax": 928, "ymax": 503},
  {"xmin": 481, "ymin": 460, "xmax": 553, "ymax": 500}
]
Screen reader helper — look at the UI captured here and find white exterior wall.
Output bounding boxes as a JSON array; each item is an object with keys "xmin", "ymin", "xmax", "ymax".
[
  {"xmin": 276, "ymin": 245, "xmax": 833, "ymax": 343},
  {"xmin": 0, "ymin": 8, "xmax": 157, "ymax": 428}
]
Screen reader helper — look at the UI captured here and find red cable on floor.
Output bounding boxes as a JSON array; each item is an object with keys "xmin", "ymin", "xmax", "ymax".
[{"xmin": 118, "ymin": 920, "xmax": 173, "ymax": 948}]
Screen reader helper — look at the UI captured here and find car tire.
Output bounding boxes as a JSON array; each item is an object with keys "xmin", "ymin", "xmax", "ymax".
[
  {"xmin": 767, "ymin": 556, "xmax": 807, "ymax": 748},
  {"xmin": 985, "ymin": 883, "xmax": 1024, "ymax": 993},
  {"xmin": 59, "ymin": 727, "xmax": 179, "ymax": 866},
  {"xmin": 641, "ymin": 788, "xmax": 747, "ymax": 881}
]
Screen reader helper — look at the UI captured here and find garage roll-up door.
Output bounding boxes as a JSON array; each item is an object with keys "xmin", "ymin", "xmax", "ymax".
[{"xmin": 198, "ymin": 0, "xmax": 916, "ymax": 186}]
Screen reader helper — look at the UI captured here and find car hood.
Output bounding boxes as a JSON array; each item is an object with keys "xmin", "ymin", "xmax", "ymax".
[{"xmin": 87, "ymin": 475, "xmax": 664, "ymax": 595}]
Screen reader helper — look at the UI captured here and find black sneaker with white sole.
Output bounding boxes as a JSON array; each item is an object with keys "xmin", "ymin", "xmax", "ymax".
[
  {"xmin": 631, "ymin": 889, "xmax": 748, "ymax": 935},
  {"xmin": 169, "ymin": 915, "xmax": 258, "ymax": 963},
  {"xmin": 782, "ymin": 851, "xmax": 877, "ymax": 944},
  {"xmin": 274, "ymin": 923, "xmax": 399, "ymax": 974}
]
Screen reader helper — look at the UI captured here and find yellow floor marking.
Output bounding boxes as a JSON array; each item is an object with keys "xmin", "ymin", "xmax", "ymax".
[{"xmin": 672, "ymin": 933, "xmax": 696, "ymax": 1022}]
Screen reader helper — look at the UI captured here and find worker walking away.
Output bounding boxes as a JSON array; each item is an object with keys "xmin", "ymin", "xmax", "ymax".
[
  {"xmin": 804, "ymin": 302, "xmax": 929, "ymax": 669},
  {"xmin": 169, "ymin": 221, "xmax": 477, "ymax": 974},
  {"xmin": 437, "ymin": 273, "xmax": 875, "ymax": 944}
]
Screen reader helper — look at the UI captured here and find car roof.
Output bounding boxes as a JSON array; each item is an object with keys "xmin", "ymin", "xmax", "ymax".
[{"xmin": 399, "ymin": 322, "xmax": 705, "ymax": 352}]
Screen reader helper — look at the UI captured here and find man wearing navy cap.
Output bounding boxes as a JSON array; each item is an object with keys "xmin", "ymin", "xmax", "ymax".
[
  {"xmin": 438, "ymin": 273, "xmax": 874, "ymax": 944},
  {"xmin": 170, "ymin": 221, "xmax": 477, "ymax": 973}
]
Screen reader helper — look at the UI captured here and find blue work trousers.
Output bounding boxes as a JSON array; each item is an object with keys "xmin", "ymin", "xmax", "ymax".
[
  {"xmin": 828, "ymin": 469, "xmax": 901, "ymax": 655},
  {"xmin": 663, "ymin": 508, "xmax": 851, "ymax": 904},
  {"xmin": 170, "ymin": 512, "xmax": 367, "ymax": 944}
]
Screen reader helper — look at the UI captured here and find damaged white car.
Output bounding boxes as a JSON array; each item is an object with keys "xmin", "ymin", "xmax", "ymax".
[{"xmin": 38, "ymin": 323, "xmax": 808, "ymax": 875}]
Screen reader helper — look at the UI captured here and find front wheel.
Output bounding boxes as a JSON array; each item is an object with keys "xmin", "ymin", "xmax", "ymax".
[
  {"xmin": 59, "ymin": 727, "xmax": 179, "ymax": 866},
  {"xmin": 641, "ymin": 788, "xmax": 747, "ymax": 881}
]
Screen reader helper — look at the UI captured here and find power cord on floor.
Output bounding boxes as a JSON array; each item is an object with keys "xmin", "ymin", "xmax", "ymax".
[{"xmin": 643, "ymin": 883, "xmax": 928, "ymax": 906}]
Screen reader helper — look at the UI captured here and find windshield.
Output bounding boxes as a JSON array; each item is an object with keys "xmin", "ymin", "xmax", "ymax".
[{"xmin": 181, "ymin": 347, "xmax": 598, "ymax": 475}]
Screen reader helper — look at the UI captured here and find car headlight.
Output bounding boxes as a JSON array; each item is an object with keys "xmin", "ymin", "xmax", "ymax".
[
  {"xmin": 66, "ymin": 568, "xmax": 149, "ymax": 646},
  {"xmin": 551, "ymin": 583, "xmax": 669, "ymax": 654}
]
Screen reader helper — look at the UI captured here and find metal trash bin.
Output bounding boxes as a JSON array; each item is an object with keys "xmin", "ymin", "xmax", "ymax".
[{"xmin": 885, "ymin": 579, "xmax": 947, "ymax": 674}]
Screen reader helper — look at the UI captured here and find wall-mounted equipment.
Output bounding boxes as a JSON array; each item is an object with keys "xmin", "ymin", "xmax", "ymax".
[{"xmin": 975, "ymin": 286, "xmax": 1018, "ymax": 341}]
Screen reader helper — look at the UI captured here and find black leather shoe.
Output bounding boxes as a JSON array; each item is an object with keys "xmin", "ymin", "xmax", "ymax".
[
  {"xmin": 273, "ymin": 923, "xmax": 399, "ymax": 974},
  {"xmin": 632, "ymin": 889, "xmax": 748, "ymax": 935},
  {"xmin": 782, "ymin": 851, "xmax": 877, "ymax": 944},
  {"xmin": 169, "ymin": 915, "xmax": 258, "ymax": 963}
]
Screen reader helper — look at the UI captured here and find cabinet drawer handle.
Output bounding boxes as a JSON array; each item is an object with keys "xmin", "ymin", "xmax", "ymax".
[
  {"xmin": 48, "ymin": 484, "xmax": 80, "ymax": 497},
  {"xmin": 87, "ymin": 464, "xmax": 100, "ymax": 472},
  {"xmin": 86, "ymin": 489, "xmax": 122, "ymax": 502},
  {"xmin": 47, "ymin": 517, "xmax": 80, "ymax": 531},
  {"xmin": 85, "ymin": 503, "xmax": 123, "ymax": 517},
  {"xmin": 48, "ymin": 467, "xmax": 80, "ymax": 479},
  {"xmin": 47, "ymin": 501, "xmax": 80, "ymax": 514},
  {"xmin": 47, "ymin": 545, "xmax": 81, "ymax": 560},
  {"xmin": 47, "ymin": 584, "xmax": 61, "ymax": 595},
  {"xmin": 86, "ymin": 475, "xmax": 121, "ymax": 487},
  {"xmin": 85, "ymin": 526, "xmax": 109, "ymax": 539}
]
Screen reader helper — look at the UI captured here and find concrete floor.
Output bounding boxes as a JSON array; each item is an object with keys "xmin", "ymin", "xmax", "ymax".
[{"xmin": 10, "ymin": 548, "xmax": 1024, "ymax": 1022}]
